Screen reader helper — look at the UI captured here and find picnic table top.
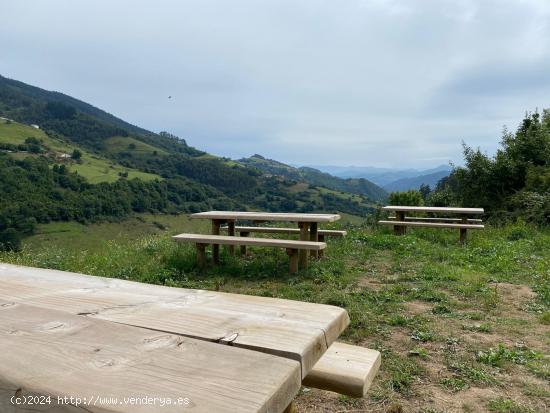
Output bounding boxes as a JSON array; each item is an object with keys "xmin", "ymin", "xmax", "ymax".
[
  {"xmin": 0, "ymin": 299, "xmax": 300, "ymax": 413},
  {"xmin": 382, "ymin": 205, "xmax": 484, "ymax": 214},
  {"xmin": 191, "ymin": 211, "xmax": 341, "ymax": 223},
  {"xmin": 0, "ymin": 263, "xmax": 349, "ymax": 380}
]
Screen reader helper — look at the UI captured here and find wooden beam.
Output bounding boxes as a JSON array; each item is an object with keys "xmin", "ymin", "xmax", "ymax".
[
  {"xmin": 211, "ymin": 219, "xmax": 221, "ymax": 265},
  {"xmin": 318, "ymin": 234, "xmax": 325, "ymax": 258},
  {"xmin": 240, "ymin": 232, "xmax": 250, "ymax": 256},
  {"xmin": 303, "ymin": 342, "xmax": 381, "ymax": 398},
  {"xmin": 379, "ymin": 220, "xmax": 485, "ymax": 230},
  {"xmin": 173, "ymin": 234, "xmax": 326, "ymax": 250},
  {"xmin": 382, "ymin": 206, "xmax": 484, "ymax": 214},
  {"xmin": 196, "ymin": 243, "xmax": 207, "ymax": 268},
  {"xmin": 0, "ymin": 264, "xmax": 350, "ymax": 379},
  {"xmin": 227, "ymin": 220, "xmax": 236, "ymax": 256},
  {"xmin": 192, "ymin": 211, "xmax": 341, "ymax": 223},
  {"xmin": 287, "ymin": 248, "xmax": 299, "ymax": 273},
  {"xmin": 0, "ymin": 300, "xmax": 301, "ymax": 413},
  {"xmin": 309, "ymin": 222, "xmax": 319, "ymax": 259},
  {"xmin": 298, "ymin": 222, "xmax": 310, "ymax": 269}
]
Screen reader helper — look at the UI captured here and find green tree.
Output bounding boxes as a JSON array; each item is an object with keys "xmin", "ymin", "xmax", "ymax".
[{"xmin": 389, "ymin": 190, "xmax": 424, "ymax": 206}]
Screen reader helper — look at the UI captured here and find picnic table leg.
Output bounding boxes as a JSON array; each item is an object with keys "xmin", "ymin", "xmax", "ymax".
[
  {"xmin": 309, "ymin": 222, "xmax": 318, "ymax": 259},
  {"xmin": 240, "ymin": 232, "xmax": 250, "ymax": 256},
  {"xmin": 394, "ymin": 211, "xmax": 405, "ymax": 235},
  {"xmin": 298, "ymin": 222, "xmax": 310, "ymax": 269},
  {"xmin": 318, "ymin": 234, "xmax": 325, "ymax": 258},
  {"xmin": 227, "ymin": 220, "xmax": 236, "ymax": 256},
  {"xmin": 196, "ymin": 243, "xmax": 207, "ymax": 268},
  {"xmin": 211, "ymin": 219, "xmax": 221, "ymax": 265},
  {"xmin": 459, "ymin": 214, "xmax": 468, "ymax": 245},
  {"xmin": 286, "ymin": 248, "xmax": 299, "ymax": 273}
]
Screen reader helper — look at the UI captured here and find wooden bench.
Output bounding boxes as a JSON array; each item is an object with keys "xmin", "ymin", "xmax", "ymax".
[
  {"xmin": 378, "ymin": 220, "xmax": 485, "ymax": 243},
  {"xmin": 173, "ymin": 233, "xmax": 326, "ymax": 273},
  {"xmin": 304, "ymin": 342, "xmax": 381, "ymax": 398},
  {"xmin": 220, "ymin": 226, "xmax": 346, "ymax": 257}
]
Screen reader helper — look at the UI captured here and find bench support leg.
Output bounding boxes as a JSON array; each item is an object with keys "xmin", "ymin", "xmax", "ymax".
[
  {"xmin": 196, "ymin": 243, "xmax": 207, "ymax": 269},
  {"xmin": 318, "ymin": 234, "xmax": 325, "ymax": 258},
  {"xmin": 309, "ymin": 222, "xmax": 318, "ymax": 259},
  {"xmin": 227, "ymin": 220, "xmax": 235, "ymax": 256},
  {"xmin": 298, "ymin": 222, "xmax": 309, "ymax": 269},
  {"xmin": 211, "ymin": 219, "xmax": 221, "ymax": 265},
  {"xmin": 283, "ymin": 402, "xmax": 296, "ymax": 413},
  {"xmin": 287, "ymin": 248, "xmax": 299, "ymax": 273},
  {"xmin": 394, "ymin": 211, "xmax": 406, "ymax": 235},
  {"xmin": 240, "ymin": 232, "xmax": 250, "ymax": 256},
  {"xmin": 460, "ymin": 215, "xmax": 468, "ymax": 245}
]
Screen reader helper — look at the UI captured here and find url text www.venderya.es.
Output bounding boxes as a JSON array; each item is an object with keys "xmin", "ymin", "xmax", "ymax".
[{"xmin": 11, "ymin": 394, "xmax": 191, "ymax": 408}]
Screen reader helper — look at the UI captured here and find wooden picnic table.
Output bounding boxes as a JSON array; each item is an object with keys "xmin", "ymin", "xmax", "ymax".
[
  {"xmin": 381, "ymin": 205, "xmax": 484, "ymax": 243},
  {"xmin": 191, "ymin": 211, "xmax": 341, "ymax": 267},
  {"xmin": 0, "ymin": 263, "xmax": 349, "ymax": 412}
]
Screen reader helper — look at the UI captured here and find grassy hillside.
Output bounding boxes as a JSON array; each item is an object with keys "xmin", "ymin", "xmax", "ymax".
[
  {"xmin": 2, "ymin": 219, "xmax": 548, "ymax": 413},
  {"xmin": 239, "ymin": 154, "xmax": 388, "ymax": 202},
  {"xmin": 0, "ymin": 119, "xmax": 160, "ymax": 183}
]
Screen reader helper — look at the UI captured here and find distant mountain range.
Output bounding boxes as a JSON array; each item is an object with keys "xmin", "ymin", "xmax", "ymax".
[{"xmin": 308, "ymin": 164, "xmax": 452, "ymax": 192}]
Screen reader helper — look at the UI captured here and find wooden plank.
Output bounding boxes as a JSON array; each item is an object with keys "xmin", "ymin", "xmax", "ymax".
[
  {"xmin": 227, "ymin": 220, "xmax": 236, "ymax": 255},
  {"xmin": 388, "ymin": 216, "xmax": 483, "ymax": 223},
  {"xmin": 222, "ymin": 226, "xmax": 347, "ymax": 237},
  {"xmin": 173, "ymin": 233, "xmax": 327, "ymax": 250},
  {"xmin": 309, "ymin": 222, "xmax": 318, "ymax": 258},
  {"xmin": 303, "ymin": 342, "xmax": 381, "ymax": 398},
  {"xmin": 192, "ymin": 211, "xmax": 341, "ymax": 223},
  {"xmin": 0, "ymin": 300, "xmax": 301, "ymax": 413},
  {"xmin": 382, "ymin": 206, "xmax": 484, "ymax": 214},
  {"xmin": 211, "ymin": 219, "xmax": 221, "ymax": 265},
  {"xmin": 298, "ymin": 222, "xmax": 310, "ymax": 269},
  {"xmin": 0, "ymin": 264, "xmax": 349, "ymax": 378},
  {"xmin": 378, "ymin": 220, "xmax": 485, "ymax": 229}
]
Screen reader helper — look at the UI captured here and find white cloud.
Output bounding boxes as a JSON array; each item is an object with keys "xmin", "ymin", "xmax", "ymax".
[{"xmin": 1, "ymin": 0, "xmax": 549, "ymax": 168}]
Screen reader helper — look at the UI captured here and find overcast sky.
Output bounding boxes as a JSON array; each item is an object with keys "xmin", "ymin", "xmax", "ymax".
[{"xmin": 2, "ymin": 0, "xmax": 549, "ymax": 168}]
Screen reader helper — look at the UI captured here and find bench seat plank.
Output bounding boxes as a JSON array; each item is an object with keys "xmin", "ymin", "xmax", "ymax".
[
  {"xmin": 221, "ymin": 226, "xmax": 347, "ymax": 237},
  {"xmin": 173, "ymin": 233, "xmax": 327, "ymax": 250},
  {"xmin": 0, "ymin": 264, "xmax": 349, "ymax": 378},
  {"xmin": 379, "ymin": 220, "xmax": 485, "ymax": 229},
  {"xmin": 303, "ymin": 342, "xmax": 381, "ymax": 398},
  {"xmin": 0, "ymin": 299, "xmax": 301, "ymax": 413}
]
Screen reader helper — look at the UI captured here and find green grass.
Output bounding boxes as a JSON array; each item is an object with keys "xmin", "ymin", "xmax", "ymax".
[
  {"xmin": 104, "ymin": 136, "xmax": 168, "ymax": 156},
  {"xmin": 0, "ymin": 119, "xmax": 161, "ymax": 183},
  {"xmin": 1, "ymin": 219, "xmax": 549, "ymax": 411},
  {"xmin": 70, "ymin": 154, "xmax": 160, "ymax": 183}
]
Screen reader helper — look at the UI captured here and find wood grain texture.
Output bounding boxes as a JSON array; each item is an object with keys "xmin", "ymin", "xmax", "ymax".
[
  {"xmin": 0, "ymin": 264, "xmax": 349, "ymax": 378},
  {"xmin": 378, "ymin": 220, "xmax": 485, "ymax": 229},
  {"xmin": 382, "ymin": 206, "xmax": 484, "ymax": 214},
  {"xmin": 0, "ymin": 300, "xmax": 301, "ymax": 413},
  {"xmin": 191, "ymin": 211, "xmax": 341, "ymax": 223},
  {"xmin": 173, "ymin": 233, "xmax": 327, "ymax": 250},
  {"xmin": 221, "ymin": 226, "xmax": 347, "ymax": 237},
  {"xmin": 303, "ymin": 342, "xmax": 381, "ymax": 398}
]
